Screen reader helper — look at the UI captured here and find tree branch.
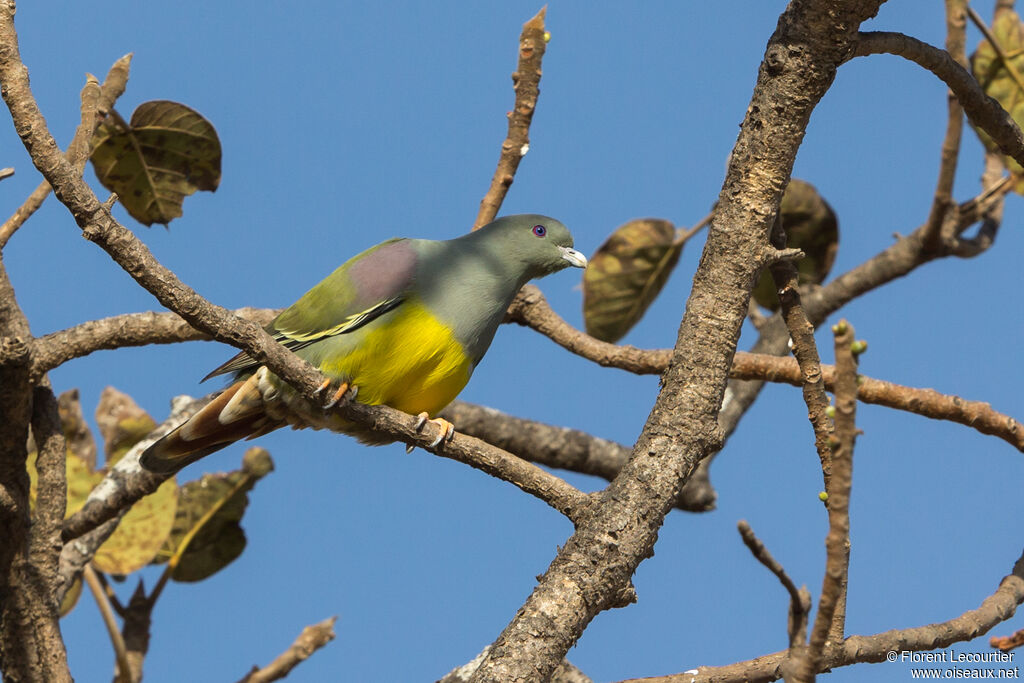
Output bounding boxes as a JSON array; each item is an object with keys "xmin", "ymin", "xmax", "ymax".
[
  {"xmin": 736, "ymin": 520, "xmax": 810, "ymax": 651},
  {"xmin": 0, "ymin": 53, "xmax": 130, "ymax": 248},
  {"xmin": 468, "ymin": 3, "xmax": 886, "ymax": 679},
  {"xmin": 854, "ymin": 31, "xmax": 1024, "ymax": 170},
  {"xmin": 31, "ymin": 307, "xmax": 278, "ymax": 377},
  {"xmin": 767, "ymin": 217, "xmax": 835, "ymax": 493},
  {"xmin": 473, "ymin": 8, "xmax": 547, "ymax": 229},
  {"xmin": 236, "ymin": 617, "xmax": 337, "ymax": 683},
  {"xmin": 627, "ymin": 559, "xmax": 1024, "ymax": 683},
  {"xmin": 82, "ymin": 565, "xmax": 132, "ymax": 683}
]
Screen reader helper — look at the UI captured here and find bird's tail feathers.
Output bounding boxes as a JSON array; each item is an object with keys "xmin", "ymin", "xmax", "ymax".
[{"xmin": 140, "ymin": 375, "xmax": 279, "ymax": 474}]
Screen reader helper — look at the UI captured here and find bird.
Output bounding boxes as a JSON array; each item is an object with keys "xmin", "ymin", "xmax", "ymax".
[{"xmin": 140, "ymin": 214, "xmax": 587, "ymax": 473}]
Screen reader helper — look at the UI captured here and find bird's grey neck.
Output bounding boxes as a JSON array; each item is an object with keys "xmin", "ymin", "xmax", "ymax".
[{"xmin": 413, "ymin": 237, "xmax": 527, "ymax": 364}]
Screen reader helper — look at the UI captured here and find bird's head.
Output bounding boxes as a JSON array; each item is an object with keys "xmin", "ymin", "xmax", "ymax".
[{"xmin": 476, "ymin": 214, "xmax": 587, "ymax": 281}]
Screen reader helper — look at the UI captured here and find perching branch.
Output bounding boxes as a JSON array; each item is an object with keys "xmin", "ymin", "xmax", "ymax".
[{"xmin": 473, "ymin": 7, "xmax": 548, "ymax": 229}]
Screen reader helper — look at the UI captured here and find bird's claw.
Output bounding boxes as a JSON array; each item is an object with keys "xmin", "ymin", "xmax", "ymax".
[
  {"xmin": 319, "ymin": 381, "xmax": 357, "ymax": 409},
  {"xmin": 410, "ymin": 412, "xmax": 455, "ymax": 451}
]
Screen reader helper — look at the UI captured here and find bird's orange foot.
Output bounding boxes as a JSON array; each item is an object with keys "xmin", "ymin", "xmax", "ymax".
[
  {"xmin": 313, "ymin": 379, "xmax": 358, "ymax": 409},
  {"xmin": 409, "ymin": 412, "xmax": 455, "ymax": 451}
]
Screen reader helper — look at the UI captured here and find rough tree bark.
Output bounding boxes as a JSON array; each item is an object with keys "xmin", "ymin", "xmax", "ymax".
[{"xmin": 468, "ymin": 1, "xmax": 886, "ymax": 680}]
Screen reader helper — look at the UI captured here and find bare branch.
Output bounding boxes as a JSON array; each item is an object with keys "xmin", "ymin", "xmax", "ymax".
[
  {"xmin": 82, "ymin": 565, "xmax": 132, "ymax": 683},
  {"xmin": 922, "ymin": 0, "xmax": 967, "ymax": 251},
  {"xmin": 736, "ymin": 520, "xmax": 810, "ymax": 650},
  {"xmin": 790, "ymin": 322, "xmax": 859, "ymax": 682},
  {"xmin": 32, "ymin": 307, "xmax": 278, "ymax": 377},
  {"xmin": 767, "ymin": 217, "xmax": 835, "ymax": 491},
  {"xmin": 474, "ymin": 8, "xmax": 548, "ymax": 229},
  {"xmin": 854, "ymin": 31, "xmax": 1024, "ymax": 171},
  {"xmin": 236, "ymin": 617, "xmax": 337, "ymax": 683},
  {"xmin": 0, "ymin": 53, "xmax": 131, "ymax": 248},
  {"xmin": 469, "ymin": 3, "xmax": 886, "ymax": 678},
  {"xmin": 441, "ymin": 646, "xmax": 593, "ymax": 683},
  {"xmin": 629, "ymin": 567, "xmax": 1024, "ymax": 683}
]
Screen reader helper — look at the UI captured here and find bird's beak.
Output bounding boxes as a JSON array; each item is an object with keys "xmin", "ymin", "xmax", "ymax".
[{"xmin": 559, "ymin": 246, "xmax": 588, "ymax": 269}]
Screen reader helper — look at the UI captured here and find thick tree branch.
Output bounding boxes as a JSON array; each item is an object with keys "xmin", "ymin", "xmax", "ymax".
[
  {"xmin": 469, "ymin": 3, "xmax": 886, "ymax": 679},
  {"xmin": 474, "ymin": 8, "xmax": 547, "ymax": 229}
]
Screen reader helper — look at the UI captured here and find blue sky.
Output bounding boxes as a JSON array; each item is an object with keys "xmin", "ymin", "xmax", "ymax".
[{"xmin": 4, "ymin": 2, "xmax": 1023, "ymax": 681}]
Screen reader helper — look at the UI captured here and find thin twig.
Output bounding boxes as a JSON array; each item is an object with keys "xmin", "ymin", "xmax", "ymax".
[
  {"xmin": 823, "ymin": 322, "xmax": 859, "ymax": 650},
  {"xmin": 236, "ymin": 617, "xmax": 337, "ymax": 683},
  {"xmin": 967, "ymin": 5, "xmax": 1024, "ymax": 95},
  {"xmin": 82, "ymin": 565, "xmax": 132, "ymax": 683},
  {"xmin": 922, "ymin": 0, "xmax": 967, "ymax": 251},
  {"xmin": 736, "ymin": 521, "xmax": 809, "ymax": 650},
  {"xmin": 768, "ymin": 216, "xmax": 835, "ymax": 487},
  {"xmin": 0, "ymin": 53, "xmax": 130, "ymax": 248},
  {"xmin": 854, "ymin": 31, "xmax": 1024, "ymax": 171},
  {"xmin": 624, "ymin": 558, "xmax": 1024, "ymax": 682},
  {"xmin": 474, "ymin": 8, "xmax": 548, "ymax": 229},
  {"xmin": 991, "ymin": 625, "xmax": 1024, "ymax": 651},
  {"xmin": 0, "ymin": 167, "xmax": 12, "ymax": 181},
  {"xmin": 675, "ymin": 210, "xmax": 714, "ymax": 246}
]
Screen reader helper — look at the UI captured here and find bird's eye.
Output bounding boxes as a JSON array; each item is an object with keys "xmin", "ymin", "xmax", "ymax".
[{"xmin": 532, "ymin": 224, "xmax": 547, "ymax": 237}]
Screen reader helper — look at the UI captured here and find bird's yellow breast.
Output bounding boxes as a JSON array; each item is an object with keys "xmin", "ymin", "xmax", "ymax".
[{"xmin": 317, "ymin": 299, "xmax": 472, "ymax": 417}]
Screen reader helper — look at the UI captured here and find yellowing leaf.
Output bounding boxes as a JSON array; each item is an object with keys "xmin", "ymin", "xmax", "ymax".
[
  {"xmin": 26, "ymin": 450, "xmax": 104, "ymax": 518},
  {"xmin": 582, "ymin": 218, "xmax": 684, "ymax": 343},
  {"xmin": 90, "ymin": 100, "xmax": 221, "ymax": 225},
  {"xmin": 152, "ymin": 448, "xmax": 274, "ymax": 583},
  {"xmin": 59, "ymin": 577, "xmax": 83, "ymax": 618},
  {"xmin": 92, "ymin": 477, "xmax": 178, "ymax": 575},
  {"xmin": 971, "ymin": 8, "xmax": 1024, "ymax": 190},
  {"xmin": 95, "ymin": 386, "xmax": 156, "ymax": 467},
  {"xmin": 752, "ymin": 179, "xmax": 839, "ymax": 311}
]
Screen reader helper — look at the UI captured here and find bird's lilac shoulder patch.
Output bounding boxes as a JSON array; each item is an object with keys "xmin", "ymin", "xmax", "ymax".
[{"xmin": 348, "ymin": 239, "xmax": 417, "ymax": 306}]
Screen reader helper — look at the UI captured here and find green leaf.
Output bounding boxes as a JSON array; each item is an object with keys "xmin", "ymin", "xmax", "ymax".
[
  {"xmin": 90, "ymin": 100, "xmax": 221, "ymax": 225},
  {"xmin": 92, "ymin": 476, "xmax": 179, "ymax": 575},
  {"xmin": 152, "ymin": 448, "xmax": 274, "ymax": 583},
  {"xmin": 582, "ymin": 218, "xmax": 684, "ymax": 343},
  {"xmin": 752, "ymin": 179, "xmax": 839, "ymax": 311},
  {"xmin": 971, "ymin": 7, "xmax": 1024, "ymax": 191}
]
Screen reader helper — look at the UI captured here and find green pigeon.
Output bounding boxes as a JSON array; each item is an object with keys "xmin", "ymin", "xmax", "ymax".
[{"xmin": 140, "ymin": 214, "xmax": 586, "ymax": 473}]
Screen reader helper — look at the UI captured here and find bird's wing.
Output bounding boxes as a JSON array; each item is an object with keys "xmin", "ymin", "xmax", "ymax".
[{"xmin": 203, "ymin": 238, "xmax": 419, "ymax": 381}]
